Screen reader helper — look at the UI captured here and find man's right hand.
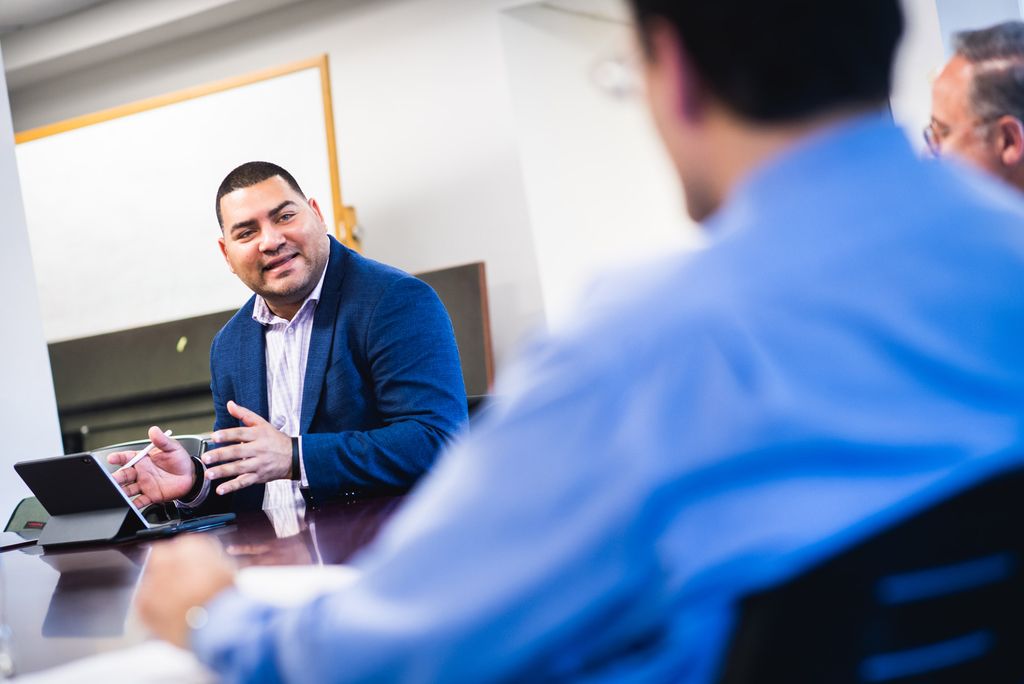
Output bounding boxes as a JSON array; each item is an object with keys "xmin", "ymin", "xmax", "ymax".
[{"xmin": 108, "ymin": 426, "xmax": 196, "ymax": 507}]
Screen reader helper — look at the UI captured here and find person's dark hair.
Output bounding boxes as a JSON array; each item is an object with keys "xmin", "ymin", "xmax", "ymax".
[
  {"xmin": 628, "ymin": 0, "xmax": 903, "ymax": 123},
  {"xmin": 953, "ymin": 21, "xmax": 1024, "ymax": 124},
  {"xmin": 215, "ymin": 161, "xmax": 305, "ymax": 228}
]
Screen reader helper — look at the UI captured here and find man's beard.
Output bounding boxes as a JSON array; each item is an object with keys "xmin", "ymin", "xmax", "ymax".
[{"xmin": 258, "ymin": 256, "xmax": 315, "ymax": 300}]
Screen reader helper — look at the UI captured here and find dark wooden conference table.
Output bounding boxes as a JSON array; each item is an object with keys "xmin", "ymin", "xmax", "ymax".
[{"xmin": 0, "ymin": 496, "xmax": 404, "ymax": 678}]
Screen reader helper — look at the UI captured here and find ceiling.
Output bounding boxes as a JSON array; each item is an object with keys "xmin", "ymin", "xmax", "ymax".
[
  {"xmin": 0, "ymin": 0, "xmax": 631, "ymax": 91},
  {"xmin": 0, "ymin": 0, "xmax": 111, "ymax": 35},
  {"xmin": 0, "ymin": 0, "xmax": 311, "ymax": 90},
  {"xmin": 543, "ymin": 0, "xmax": 631, "ymax": 23}
]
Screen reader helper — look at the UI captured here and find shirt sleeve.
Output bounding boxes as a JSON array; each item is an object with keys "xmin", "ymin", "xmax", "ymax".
[
  {"xmin": 191, "ymin": 315, "xmax": 735, "ymax": 682},
  {"xmin": 174, "ymin": 457, "xmax": 211, "ymax": 509}
]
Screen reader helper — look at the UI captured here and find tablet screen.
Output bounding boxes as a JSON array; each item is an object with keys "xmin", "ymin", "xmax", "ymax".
[{"xmin": 14, "ymin": 453, "xmax": 146, "ymax": 525}]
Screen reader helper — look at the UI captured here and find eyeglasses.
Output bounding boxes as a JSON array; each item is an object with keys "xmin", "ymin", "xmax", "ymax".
[
  {"xmin": 922, "ymin": 121, "xmax": 945, "ymax": 156},
  {"xmin": 922, "ymin": 117, "xmax": 998, "ymax": 157}
]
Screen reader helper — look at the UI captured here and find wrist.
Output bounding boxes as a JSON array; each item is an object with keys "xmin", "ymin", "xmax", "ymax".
[
  {"xmin": 180, "ymin": 579, "xmax": 235, "ymax": 650},
  {"xmin": 180, "ymin": 457, "xmax": 205, "ymax": 501}
]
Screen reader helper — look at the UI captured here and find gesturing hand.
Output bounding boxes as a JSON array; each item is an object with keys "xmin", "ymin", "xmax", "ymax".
[
  {"xmin": 204, "ymin": 400, "xmax": 293, "ymax": 496},
  {"xmin": 108, "ymin": 426, "xmax": 196, "ymax": 507}
]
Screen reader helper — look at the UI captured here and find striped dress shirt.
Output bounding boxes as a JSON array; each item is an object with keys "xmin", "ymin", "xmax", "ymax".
[{"xmin": 251, "ymin": 255, "xmax": 329, "ymax": 517}]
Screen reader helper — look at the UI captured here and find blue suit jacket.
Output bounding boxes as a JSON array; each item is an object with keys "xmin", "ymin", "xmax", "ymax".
[{"xmin": 207, "ymin": 237, "xmax": 467, "ymax": 511}]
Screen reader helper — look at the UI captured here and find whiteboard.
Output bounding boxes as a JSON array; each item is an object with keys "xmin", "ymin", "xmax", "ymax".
[{"xmin": 15, "ymin": 57, "xmax": 350, "ymax": 342}]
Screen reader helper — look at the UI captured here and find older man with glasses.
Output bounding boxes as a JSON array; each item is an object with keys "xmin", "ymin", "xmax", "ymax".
[{"xmin": 928, "ymin": 21, "xmax": 1024, "ymax": 192}]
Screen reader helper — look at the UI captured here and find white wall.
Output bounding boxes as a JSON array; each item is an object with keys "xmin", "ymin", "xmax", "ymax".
[
  {"xmin": 935, "ymin": 0, "xmax": 1022, "ymax": 53},
  {"xmin": 7, "ymin": 0, "xmax": 956, "ymax": 367},
  {"xmin": 891, "ymin": 0, "xmax": 946, "ymax": 148},
  {"xmin": 0, "ymin": 48, "xmax": 63, "ymax": 521},
  {"xmin": 499, "ymin": 1, "xmax": 701, "ymax": 328},
  {"xmin": 9, "ymin": 0, "xmax": 547, "ymax": 369},
  {"xmin": 18, "ymin": 66, "xmax": 334, "ymax": 342}
]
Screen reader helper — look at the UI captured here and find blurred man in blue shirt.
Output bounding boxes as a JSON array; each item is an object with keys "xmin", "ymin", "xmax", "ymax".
[{"xmin": 136, "ymin": 1, "xmax": 1024, "ymax": 681}]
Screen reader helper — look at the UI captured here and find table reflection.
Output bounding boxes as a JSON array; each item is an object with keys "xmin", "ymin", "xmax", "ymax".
[
  {"xmin": 38, "ymin": 547, "xmax": 148, "ymax": 638},
  {"xmin": 218, "ymin": 495, "xmax": 404, "ymax": 567},
  {"xmin": 0, "ymin": 494, "xmax": 404, "ymax": 677}
]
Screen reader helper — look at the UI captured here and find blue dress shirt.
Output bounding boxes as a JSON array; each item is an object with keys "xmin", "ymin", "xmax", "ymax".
[{"xmin": 193, "ymin": 113, "xmax": 1024, "ymax": 683}]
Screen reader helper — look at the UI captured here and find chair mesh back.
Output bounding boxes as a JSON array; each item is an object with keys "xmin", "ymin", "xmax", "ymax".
[{"xmin": 718, "ymin": 468, "xmax": 1024, "ymax": 683}]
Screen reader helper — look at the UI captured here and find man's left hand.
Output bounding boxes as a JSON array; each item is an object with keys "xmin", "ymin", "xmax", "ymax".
[
  {"xmin": 137, "ymin": 535, "xmax": 236, "ymax": 649},
  {"xmin": 204, "ymin": 400, "xmax": 294, "ymax": 495}
]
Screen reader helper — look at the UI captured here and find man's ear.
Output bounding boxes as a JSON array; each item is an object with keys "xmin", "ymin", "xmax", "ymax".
[
  {"xmin": 644, "ymin": 18, "xmax": 703, "ymax": 123},
  {"xmin": 997, "ymin": 115, "xmax": 1024, "ymax": 167},
  {"xmin": 217, "ymin": 236, "xmax": 236, "ymax": 274},
  {"xmin": 307, "ymin": 197, "xmax": 327, "ymax": 230}
]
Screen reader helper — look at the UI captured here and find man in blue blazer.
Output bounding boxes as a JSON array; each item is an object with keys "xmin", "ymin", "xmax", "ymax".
[{"xmin": 110, "ymin": 162, "xmax": 467, "ymax": 512}]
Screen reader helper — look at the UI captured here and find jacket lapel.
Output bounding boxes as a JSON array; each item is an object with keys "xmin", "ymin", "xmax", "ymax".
[
  {"xmin": 231, "ymin": 301, "xmax": 268, "ymax": 512},
  {"xmin": 237, "ymin": 303, "xmax": 270, "ymax": 420},
  {"xmin": 300, "ymin": 238, "xmax": 346, "ymax": 433}
]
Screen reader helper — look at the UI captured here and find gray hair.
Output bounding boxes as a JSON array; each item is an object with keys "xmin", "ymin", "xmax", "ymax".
[{"xmin": 954, "ymin": 21, "xmax": 1024, "ymax": 122}]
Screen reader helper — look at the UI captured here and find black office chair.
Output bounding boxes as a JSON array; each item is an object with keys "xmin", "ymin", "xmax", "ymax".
[
  {"xmin": 717, "ymin": 466, "xmax": 1024, "ymax": 683},
  {"xmin": 467, "ymin": 394, "xmax": 492, "ymax": 427}
]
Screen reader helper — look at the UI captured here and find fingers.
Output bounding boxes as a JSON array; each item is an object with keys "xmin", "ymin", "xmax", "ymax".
[
  {"xmin": 107, "ymin": 450, "xmax": 135, "ymax": 466},
  {"xmin": 112, "ymin": 466, "xmax": 137, "ymax": 486},
  {"xmin": 205, "ymin": 454, "xmax": 257, "ymax": 481},
  {"xmin": 203, "ymin": 444, "xmax": 246, "ymax": 466},
  {"xmin": 226, "ymin": 400, "xmax": 266, "ymax": 428},
  {"xmin": 215, "ymin": 472, "xmax": 260, "ymax": 496},
  {"xmin": 133, "ymin": 493, "xmax": 153, "ymax": 508},
  {"xmin": 210, "ymin": 426, "xmax": 257, "ymax": 445},
  {"xmin": 114, "ymin": 468, "xmax": 143, "ymax": 504},
  {"xmin": 149, "ymin": 426, "xmax": 182, "ymax": 453}
]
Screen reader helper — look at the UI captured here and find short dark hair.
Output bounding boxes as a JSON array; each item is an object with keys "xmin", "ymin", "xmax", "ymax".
[
  {"xmin": 215, "ymin": 161, "xmax": 305, "ymax": 228},
  {"xmin": 628, "ymin": 0, "xmax": 903, "ymax": 123},
  {"xmin": 953, "ymin": 21, "xmax": 1024, "ymax": 124}
]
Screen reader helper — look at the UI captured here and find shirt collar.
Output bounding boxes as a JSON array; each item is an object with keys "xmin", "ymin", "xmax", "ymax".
[
  {"xmin": 702, "ymin": 109, "xmax": 903, "ymax": 238},
  {"xmin": 252, "ymin": 250, "xmax": 330, "ymax": 326}
]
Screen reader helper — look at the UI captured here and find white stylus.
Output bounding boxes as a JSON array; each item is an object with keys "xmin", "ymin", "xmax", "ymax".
[{"xmin": 115, "ymin": 429, "xmax": 173, "ymax": 472}]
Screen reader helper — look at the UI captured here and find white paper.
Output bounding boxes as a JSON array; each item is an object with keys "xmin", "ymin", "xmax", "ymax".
[
  {"xmin": 11, "ymin": 641, "xmax": 216, "ymax": 684},
  {"xmin": 235, "ymin": 564, "xmax": 361, "ymax": 605}
]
